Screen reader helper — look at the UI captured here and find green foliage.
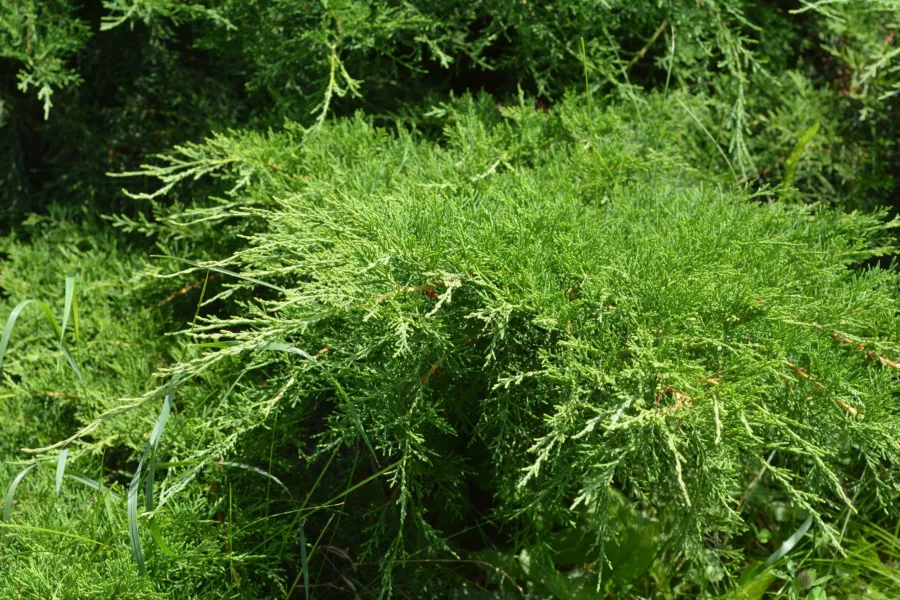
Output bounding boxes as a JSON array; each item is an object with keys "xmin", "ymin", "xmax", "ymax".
[
  {"xmin": 0, "ymin": 0, "xmax": 91, "ymax": 119},
  {"xmin": 8, "ymin": 96, "xmax": 894, "ymax": 597},
  {"xmin": 1, "ymin": 1, "xmax": 900, "ymax": 598},
  {"xmin": 2, "ymin": 0, "xmax": 899, "ymax": 218}
]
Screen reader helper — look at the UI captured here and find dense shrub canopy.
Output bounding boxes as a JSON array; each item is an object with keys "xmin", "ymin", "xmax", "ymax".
[
  {"xmin": 2, "ymin": 0, "xmax": 899, "ymax": 218},
  {"xmin": 1, "ymin": 1, "xmax": 899, "ymax": 599}
]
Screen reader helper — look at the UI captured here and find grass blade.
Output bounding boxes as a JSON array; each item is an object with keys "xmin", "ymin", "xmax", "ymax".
[
  {"xmin": 145, "ymin": 451, "xmax": 159, "ymax": 513},
  {"xmin": 676, "ymin": 97, "xmax": 738, "ymax": 181},
  {"xmin": 55, "ymin": 448, "xmax": 69, "ymax": 495},
  {"xmin": 0, "ymin": 522, "xmax": 105, "ymax": 546},
  {"xmin": 0, "ymin": 300, "xmax": 36, "ymax": 373},
  {"xmin": 764, "ymin": 514, "xmax": 814, "ymax": 568},
  {"xmin": 148, "ymin": 390, "xmax": 175, "ymax": 456},
  {"xmin": 258, "ymin": 341, "xmax": 314, "ymax": 360},
  {"xmin": 220, "ymin": 461, "xmax": 293, "ymax": 499},
  {"xmin": 3, "ymin": 464, "xmax": 37, "ymax": 521},
  {"xmin": 34, "ymin": 300, "xmax": 63, "ymax": 337},
  {"xmin": 61, "ymin": 345, "xmax": 84, "ymax": 384},
  {"xmin": 128, "ymin": 389, "xmax": 175, "ymax": 576},
  {"xmin": 35, "ymin": 298, "xmax": 83, "ymax": 383},
  {"xmin": 58, "ymin": 276, "xmax": 75, "ymax": 357},
  {"xmin": 148, "ymin": 518, "xmax": 177, "ymax": 557},
  {"xmin": 72, "ymin": 279, "xmax": 79, "ymax": 343},
  {"xmin": 192, "ymin": 341, "xmax": 239, "ymax": 349},
  {"xmin": 192, "ymin": 340, "xmax": 315, "ymax": 361},
  {"xmin": 64, "ymin": 472, "xmax": 101, "ymax": 490},
  {"xmin": 2, "ymin": 463, "xmax": 38, "ymax": 538},
  {"xmin": 299, "ymin": 520, "xmax": 309, "ymax": 600},
  {"xmin": 64, "ymin": 471, "xmax": 120, "ymax": 501},
  {"xmin": 303, "ymin": 460, "xmax": 400, "ymax": 520},
  {"xmin": 143, "ymin": 441, "xmax": 176, "ymax": 557},
  {"xmin": 128, "ymin": 465, "xmax": 147, "ymax": 575},
  {"xmin": 0, "ymin": 298, "xmax": 83, "ymax": 383}
]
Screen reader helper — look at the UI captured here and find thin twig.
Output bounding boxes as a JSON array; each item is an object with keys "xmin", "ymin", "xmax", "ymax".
[
  {"xmin": 628, "ymin": 18, "xmax": 668, "ymax": 69},
  {"xmin": 376, "ymin": 283, "xmax": 437, "ymax": 304},
  {"xmin": 146, "ymin": 274, "xmax": 219, "ymax": 311},
  {"xmin": 784, "ymin": 360, "xmax": 861, "ymax": 417}
]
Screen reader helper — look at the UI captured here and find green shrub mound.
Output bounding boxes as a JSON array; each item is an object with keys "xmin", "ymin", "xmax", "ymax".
[{"xmin": 35, "ymin": 98, "xmax": 893, "ymax": 596}]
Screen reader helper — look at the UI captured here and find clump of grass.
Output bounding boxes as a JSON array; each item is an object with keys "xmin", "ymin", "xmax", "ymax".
[{"xmin": 0, "ymin": 212, "xmax": 261, "ymax": 598}]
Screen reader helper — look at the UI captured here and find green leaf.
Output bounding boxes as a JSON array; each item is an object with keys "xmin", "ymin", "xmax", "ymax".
[
  {"xmin": 152, "ymin": 255, "xmax": 287, "ymax": 292},
  {"xmin": 64, "ymin": 471, "xmax": 119, "ymax": 501},
  {"xmin": 720, "ymin": 562, "xmax": 776, "ymax": 600},
  {"xmin": 258, "ymin": 341, "xmax": 314, "ymax": 360},
  {"xmin": 765, "ymin": 515, "xmax": 814, "ymax": 568},
  {"xmin": 148, "ymin": 518, "xmax": 177, "ymax": 558},
  {"xmin": 0, "ymin": 300, "xmax": 38, "ymax": 373},
  {"xmin": 219, "ymin": 462, "xmax": 293, "ymax": 499},
  {"xmin": 58, "ymin": 276, "xmax": 75, "ymax": 355},
  {"xmin": 128, "ymin": 389, "xmax": 175, "ymax": 576},
  {"xmin": 3, "ymin": 464, "xmax": 37, "ymax": 526},
  {"xmin": 0, "ymin": 522, "xmax": 104, "ymax": 546},
  {"xmin": 0, "ymin": 298, "xmax": 83, "ymax": 383},
  {"xmin": 518, "ymin": 547, "xmax": 600, "ymax": 600},
  {"xmin": 55, "ymin": 449, "xmax": 69, "ymax": 495},
  {"xmin": 299, "ymin": 520, "xmax": 309, "ymax": 600}
]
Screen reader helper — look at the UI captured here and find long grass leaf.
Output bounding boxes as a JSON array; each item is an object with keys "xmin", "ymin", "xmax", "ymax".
[
  {"xmin": 0, "ymin": 522, "xmax": 105, "ymax": 546},
  {"xmin": 72, "ymin": 280, "xmax": 79, "ymax": 343},
  {"xmin": 58, "ymin": 276, "xmax": 75, "ymax": 357},
  {"xmin": 149, "ymin": 390, "xmax": 175, "ymax": 449},
  {"xmin": 3, "ymin": 464, "xmax": 37, "ymax": 521},
  {"xmin": 299, "ymin": 520, "xmax": 309, "ymax": 600},
  {"xmin": 128, "ymin": 389, "xmax": 175, "ymax": 576},
  {"xmin": 128, "ymin": 465, "xmax": 147, "ymax": 575},
  {"xmin": 64, "ymin": 472, "xmax": 120, "ymax": 500},
  {"xmin": 299, "ymin": 447, "xmax": 338, "ymax": 512},
  {"xmin": 192, "ymin": 341, "xmax": 239, "ymax": 349},
  {"xmin": 55, "ymin": 449, "xmax": 69, "ymax": 495},
  {"xmin": 258, "ymin": 341, "xmax": 315, "ymax": 360},
  {"xmin": 148, "ymin": 518, "xmax": 177, "ymax": 557},
  {"xmin": 783, "ymin": 122, "xmax": 820, "ymax": 189},
  {"xmin": 764, "ymin": 515, "xmax": 814, "ymax": 567},
  {"xmin": 2, "ymin": 463, "xmax": 38, "ymax": 538},
  {"xmin": 220, "ymin": 461, "xmax": 293, "ymax": 499},
  {"xmin": 64, "ymin": 472, "xmax": 100, "ymax": 490},
  {"xmin": 303, "ymin": 460, "xmax": 400, "ymax": 520},
  {"xmin": 0, "ymin": 300, "xmax": 36, "ymax": 372},
  {"xmin": 143, "ymin": 440, "xmax": 178, "ymax": 558},
  {"xmin": 676, "ymin": 97, "xmax": 738, "ymax": 181},
  {"xmin": 193, "ymin": 340, "xmax": 314, "ymax": 361},
  {"xmin": 61, "ymin": 345, "xmax": 84, "ymax": 383},
  {"xmin": 0, "ymin": 299, "xmax": 82, "ymax": 382},
  {"xmin": 35, "ymin": 301, "xmax": 63, "ymax": 337},
  {"xmin": 145, "ymin": 451, "xmax": 159, "ymax": 513}
]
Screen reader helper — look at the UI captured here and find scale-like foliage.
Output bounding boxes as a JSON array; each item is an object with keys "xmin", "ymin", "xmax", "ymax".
[
  {"xmin": 2, "ymin": 0, "xmax": 898, "ymax": 219},
  {"xmin": 50, "ymin": 96, "xmax": 899, "ymax": 595},
  {"xmin": 1, "ymin": 1, "xmax": 900, "ymax": 598},
  {"xmin": 0, "ymin": 0, "xmax": 90, "ymax": 118}
]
